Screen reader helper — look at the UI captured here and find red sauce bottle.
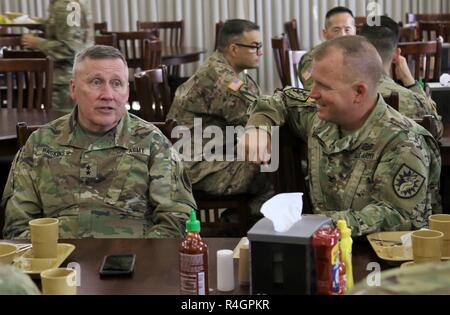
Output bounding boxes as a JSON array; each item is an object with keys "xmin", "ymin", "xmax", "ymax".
[
  {"xmin": 312, "ymin": 228, "xmax": 343, "ymax": 295},
  {"xmin": 179, "ymin": 209, "xmax": 209, "ymax": 295}
]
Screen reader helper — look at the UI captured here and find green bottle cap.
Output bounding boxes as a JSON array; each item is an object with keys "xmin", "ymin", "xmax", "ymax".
[{"xmin": 186, "ymin": 209, "xmax": 200, "ymax": 232}]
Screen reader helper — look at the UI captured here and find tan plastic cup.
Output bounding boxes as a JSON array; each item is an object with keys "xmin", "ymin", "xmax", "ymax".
[
  {"xmin": 0, "ymin": 243, "xmax": 17, "ymax": 264},
  {"xmin": 411, "ymin": 229, "xmax": 443, "ymax": 264},
  {"xmin": 40, "ymin": 268, "xmax": 77, "ymax": 295},
  {"xmin": 429, "ymin": 214, "xmax": 450, "ymax": 257},
  {"xmin": 29, "ymin": 218, "xmax": 59, "ymax": 258}
]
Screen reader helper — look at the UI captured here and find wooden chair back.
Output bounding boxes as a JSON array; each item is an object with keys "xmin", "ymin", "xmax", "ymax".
[
  {"xmin": 0, "ymin": 57, "xmax": 53, "ymax": 110},
  {"xmin": 214, "ymin": 21, "xmax": 224, "ymax": 51},
  {"xmin": 136, "ymin": 20, "xmax": 184, "ymax": 47},
  {"xmin": 143, "ymin": 38, "xmax": 162, "ymax": 70},
  {"xmin": 398, "ymin": 39, "xmax": 443, "ymax": 83},
  {"xmin": 399, "ymin": 26, "xmax": 417, "ymax": 42},
  {"xmin": 418, "ymin": 21, "xmax": 450, "ymax": 42},
  {"xmin": 383, "ymin": 91, "xmax": 399, "ymax": 111},
  {"xmin": 406, "ymin": 13, "xmax": 450, "ymax": 24},
  {"xmin": 284, "ymin": 19, "xmax": 300, "ymax": 51},
  {"xmin": 16, "ymin": 121, "xmax": 41, "ymax": 148},
  {"xmin": 94, "ymin": 33, "xmax": 118, "ymax": 48},
  {"xmin": 2, "ymin": 49, "xmax": 46, "ymax": 59},
  {"xmin": 271, "ymin": 35, "xmax": 290, "ymax": 87},
  {"xmin": 134, "ymin": 65, "xmax": 171, "ymax": 122},
  {"xmin": 94, "ymin": 21, "xmax": 108, "ymax": 34}
]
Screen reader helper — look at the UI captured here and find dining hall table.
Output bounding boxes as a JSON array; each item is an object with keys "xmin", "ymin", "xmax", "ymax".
[{"xmin": 7, "ymin": 237, "xmax": 390, "ymax": 295}]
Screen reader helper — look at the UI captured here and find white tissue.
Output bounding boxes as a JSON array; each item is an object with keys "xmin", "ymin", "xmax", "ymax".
[{"xmin": 260, "ymin": 192, "xmax": 303, "ymax": 232}]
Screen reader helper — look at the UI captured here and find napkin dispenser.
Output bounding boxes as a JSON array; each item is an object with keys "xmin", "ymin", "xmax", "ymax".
[
  {"xmin": 426, "ymin": 82, "xmax": 450, "ymax": 122},
  {"xmin": 247, "ymin": 214, "xmax": 332, "ymax": 294}
]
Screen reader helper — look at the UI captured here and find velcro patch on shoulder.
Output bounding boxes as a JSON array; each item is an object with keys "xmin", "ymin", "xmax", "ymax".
[
  {"xmin": 393, "ymin": 164, "xmax": 425, "ymax": 199},
  {"xmin": 284, "ymin": 87, "xmax": 310, "ymax": 102},
  {"xmin": 227, "ymin": 79, "xmax": 244, "ymax": 91}
]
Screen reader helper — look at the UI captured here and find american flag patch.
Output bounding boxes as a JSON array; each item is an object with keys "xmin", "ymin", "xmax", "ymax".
[{"xmin": 227, "ymin": 79, "xmax": 244, "ymax": 91}]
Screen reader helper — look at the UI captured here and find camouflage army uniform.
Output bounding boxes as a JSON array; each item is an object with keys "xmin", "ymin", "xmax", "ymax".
[
  {"xmin": 246, "ymin": 87, "xmax": 441, "ymax": 236},
  {"xmin": 378, "ymin": 73, "xmax": 443, "ymax": 140},
  {"xmin": 0, "ymin": 265, "xmax": 40, "ymax": 295},
  {"xmin": 1, "ymin": 109, "xmax": 196, "ymax": 239},
  {"xmin": 167, "ymin": 51, "xmax": 273, "ymax": 215},
  {"xmin": 298, "ymin": 49, "xmax": 314, "ymax": 91},
  {"xmin": 36, "ymin": 0, "xmax": 93, "ymax": 112}
]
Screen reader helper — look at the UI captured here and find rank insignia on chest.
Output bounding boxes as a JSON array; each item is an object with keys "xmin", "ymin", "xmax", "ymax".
[
  {"xmin": 393, "ymin": 164, "xmax": 425, "ymax": 199},
  {"xmin": 80, "ymin": 162, "xmax": 98, "ymax": 179}
]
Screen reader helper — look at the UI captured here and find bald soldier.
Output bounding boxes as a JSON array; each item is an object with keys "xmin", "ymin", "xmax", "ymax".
[
  {"xmin": 240, "ymin": 36, "xmax": 441, "ymax": 236},
  {"xmin": 360, "ymin": 15, "xmax": 443, "ymax": 140},
  {"xmin": 22, "ymin": 0, "xmax": 93, "ymax": 112},
  {"xmin": 2, "ymin": 45, "xmax": 196, "ymax": 239},
  {"xmin": 299, "ymin": 6, "xmax": 356, "ymax": 90},
  {"xmin": 167, "ymin": 19, "xmax": 273, "ymax": 218}
]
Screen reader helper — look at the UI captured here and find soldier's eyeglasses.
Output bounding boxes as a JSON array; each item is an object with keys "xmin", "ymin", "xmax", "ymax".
[{"xmin": 234, "ymin": 43, "xmax": 263, "ymax": 53}]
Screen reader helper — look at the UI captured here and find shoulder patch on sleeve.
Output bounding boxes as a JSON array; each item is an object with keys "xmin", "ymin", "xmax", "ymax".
[
  {"xmin": 393, "ymin": 164, "xmax": 425, "ymax": 199},
  {"xmin": 228, "ymin": 79, "xmax": 244, "ymax": 91},
  {"xmin": 284, "ymin": 87, "xmax": 311, "ymax": 102}
]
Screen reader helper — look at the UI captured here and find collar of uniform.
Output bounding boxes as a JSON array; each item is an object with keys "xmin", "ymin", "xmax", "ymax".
[
  {"xmin": 379, "ymin": 72, "xmax": 396, "ymax": 85},
  {"xmin": 312, "ymin": 95, "xmax": 387, "ymax": 154},
  {"xmin": 55, "ymin": 106, "xmax": 131, "ymax": 150},
  {"xmin": 211, "ymin": 51, "xmax": 248, "ymax": 83}
]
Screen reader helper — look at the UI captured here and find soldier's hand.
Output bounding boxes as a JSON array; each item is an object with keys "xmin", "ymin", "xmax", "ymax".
[
  {"xmin": 237, "ymin": 127, "xmax": 271, "ymax": 164},
  {"xmin": 393, "ymin": 55, "xmax": 415, "ymax": 87},
  {"xmin": 21, "ymin": 34, "xmax": 44, "ymax": 49}
]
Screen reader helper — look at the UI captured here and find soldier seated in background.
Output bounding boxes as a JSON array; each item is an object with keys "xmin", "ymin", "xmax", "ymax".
[
  {"xmin": 240, "ymin": 36, "xmax": 441, "ymax": 237},
  {"xmin": 299, "ymin": 6, "xmax": 356, "ymax": 90},
  {"xmin": 167, "ymin": 19, "xmax": 274, "ymax": 220},
  {"xmin": 360, "ymin": 15, "xmax": 443, "ymax": 140},
  {"xmin": 2, "ymin": 45, "xmax": 196, "ymax": 239}
]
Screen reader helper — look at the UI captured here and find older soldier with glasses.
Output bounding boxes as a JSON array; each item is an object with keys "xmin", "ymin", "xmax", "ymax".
[{"xmin": 167, "ymin": 19, "xmax": 273, "ymax": 225}]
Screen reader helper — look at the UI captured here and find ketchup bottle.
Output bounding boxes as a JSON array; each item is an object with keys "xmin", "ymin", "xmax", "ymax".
[
  {"xmin": 179, "ymin": 209, "xmax": 209, "ymax": 295},
  {"xmin": 312, "ymin": 228, "xmax": 343, "ymax": 295}
]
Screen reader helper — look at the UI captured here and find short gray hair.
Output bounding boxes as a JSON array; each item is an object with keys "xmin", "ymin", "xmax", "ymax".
[
  {"xmin": 313, "ymin": 35, "xmax": 383, "ymax": 94},
  {"xmin": 72, "ymin": 45, "xmax": 127, "ymax": 78}
]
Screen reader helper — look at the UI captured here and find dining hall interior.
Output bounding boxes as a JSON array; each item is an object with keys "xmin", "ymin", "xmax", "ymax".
[{"xmin": 0, "ymin": 0, "xmax": 450, "ymax": 296}]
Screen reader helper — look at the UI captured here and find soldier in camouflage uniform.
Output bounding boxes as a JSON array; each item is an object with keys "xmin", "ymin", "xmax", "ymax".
[
  {"xmin": 241, "ymin": 36, "xmax": 441, "ymax": 237},
  {"xmin": 299, "ymin": 6, "xmax": 356, "ymax": 90},
  {"xmin": 22, "ymin": 0, "xmax": 93, "ymax": 112},
  {"xmin": 0, "ymin": 265, "xmax": 40, "ymax": 295},
  {"xmin": 360, "ymin": 16, "xmax": 443, "ymax": 140},
  {"xmin": 167, "ymin": 19, "xmax": 273, "ymax": 217},
  {"xmin": 2, "ymin": 45, "xmax": 196, "ymax": 239}
]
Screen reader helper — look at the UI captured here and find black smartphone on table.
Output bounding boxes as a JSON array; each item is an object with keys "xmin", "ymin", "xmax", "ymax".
[{"xmin": 99, "ymin": 254, "xmax": 136, "ymax": 277}]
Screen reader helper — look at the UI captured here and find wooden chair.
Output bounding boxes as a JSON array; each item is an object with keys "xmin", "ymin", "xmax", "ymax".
[
  {"xmin": 214, "ymin": 21, "xmax": 224, "ymax": 51},
  {"xmin": 152, "ymin": 119, "xmax": 252, "ymax": 236},
  {"xmin": 399, "ymin": 26, "xmax": 417, "ymax": 42},
  {"xmin": 355, "ymin": 16, "xmax": 367, "ymax": 34},
  {"xmin": 2, "ymin": 49, "xmax": 46, "ymax": 59},
  {"xmin": 94, "ymin": 33, "xmax": 118, "ymax": 48},
  {"xmin": 284, "ymin": 19, "xmax": 300, "ymax": 51},
  {"xmin": 383, "ymin": 91, "xmax": 399, "ymax": 111},
  {"xmin": 0, "ymin": 36, "xmax": 24, "ymax": 51},
  {"xmin": 16, "ymin": 121, "xmax": 41, "ymax": 148},
  {"xmin": 94, "ymin": 21, "xmax": 108, "ymax": 34},
  {"xmin": 285, "ymin": 50, "xmax": 307, "ymax": 88},
  {"xmin": 134, "ymin": 65, "xmax": 171, "ymax": 122},
  {"xmin": 143, "ymin": 38, "xmax": 162, "ymax": 70},
  {"xmin": 271, "ymin": 35, "xmax": 290, "ymax": 87},
  {"xmin": 418, "ymin": 21, "xmax": 450, "ymax": 42},
  {"xmin": 396, "ymin": 39, "xmax": 443, "ymax": 83},
  {"xmin": 136, "ymin": 20, "xmax": 184, "ymax": 76},
  {"xmin": 0, "ymin": 57, "xmax": 53, "ymax": 110},
  {"xmin": 136, "ymin": 20, "xmax": 184, "ymax": 47},
  {"xmin": 406, "ymin": 13, "xmax": 450, "ymax": 24}
]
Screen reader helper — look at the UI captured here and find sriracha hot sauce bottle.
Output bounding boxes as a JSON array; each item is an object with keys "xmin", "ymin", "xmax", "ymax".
[{"xmin": 179, "ymin": 209, "xmax": 209, "ymax": 295}]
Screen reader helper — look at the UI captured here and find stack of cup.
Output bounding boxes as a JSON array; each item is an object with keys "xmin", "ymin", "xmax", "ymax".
[
  {"xmin": 29, "ymin": 218, "xmax": 59, "ymax": 258},
  {"xmin": 429, "ymin": 214, "xmax": 450, "ymax": 258}
]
